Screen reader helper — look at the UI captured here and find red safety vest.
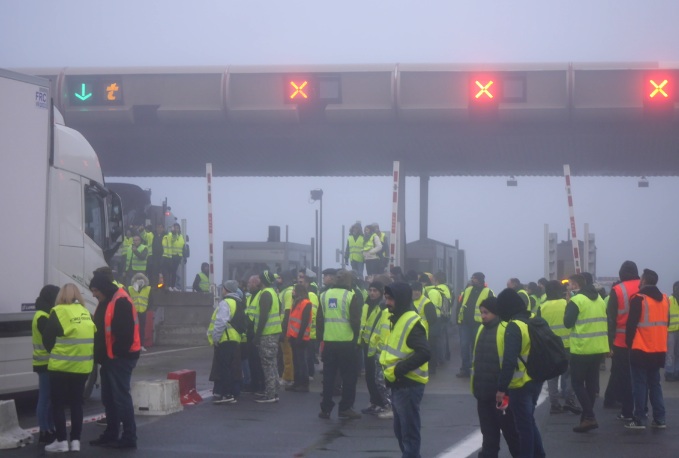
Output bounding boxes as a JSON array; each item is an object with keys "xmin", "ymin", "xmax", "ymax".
[
  {"xmin": 613, "ymin": 280, "xmax": 640, "ymax": 348},
  {"xmin": 105, "ymin": 289, "xmax": 141, "ymax": 359},
  {"xmin": 631, "ymin": 294, "xmax": 669, "ymax": 353},
  {"xmin": 287, "ymin": 299, "xmax": 311, "ymax": 341}
]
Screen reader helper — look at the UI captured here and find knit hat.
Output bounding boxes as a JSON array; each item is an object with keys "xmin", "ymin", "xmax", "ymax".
[
  {"xmin": 36, "ymin": 284, "xmax": 60, "ymax": 313},
  {"xmin": 480, "ymin": 296, "xmax": 499, "ymax": 315},
  {"xmin": 88, "ymin": 272, "xmax": 118, "ymax": 297},
  {"xmin": 260, "ymin": 270, "xmax": 276, "ymax": 287},
  {"xmin": 496, "ymin": 288, "xmax": 527, "ymax": 322},
  {"xmin": 222, "ymin": 280, "xmax": 239, "ymax": 293}
]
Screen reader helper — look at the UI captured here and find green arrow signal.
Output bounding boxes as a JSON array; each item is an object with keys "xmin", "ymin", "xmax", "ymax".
[{"xmin": 74, "ymin": 83, "xmax": 92, "ymax": 101}]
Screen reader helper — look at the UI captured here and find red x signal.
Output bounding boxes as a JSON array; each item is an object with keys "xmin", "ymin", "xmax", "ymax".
[
  {"xmin": 475, "ymin": 80, "xmax": 494, "ymax": 99},
  {"xmin": 649, "ymin": 79, "xmax": 669, "ymax": 98},
  {"xmin": 289, "ymin": 80, "xmax": 308, "ymax": 100}
]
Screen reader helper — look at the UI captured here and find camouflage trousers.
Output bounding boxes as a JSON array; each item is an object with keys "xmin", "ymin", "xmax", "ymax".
[
  {"xmin": 258, "ymin": 335, "xmax": 280, "ymax": 398},
  {"xmin": 375, "ymin": 358, "xmax": 391, "ymax": 407}
]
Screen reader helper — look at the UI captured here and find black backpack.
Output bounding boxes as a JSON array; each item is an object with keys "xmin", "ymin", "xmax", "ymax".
[
  {"xmin": 518, "ymin": 317, "xmax": 569, "ymax": 382},
  {"xmin": 228, "ymin": 297, "xmax": 249, "ymax": 337}
]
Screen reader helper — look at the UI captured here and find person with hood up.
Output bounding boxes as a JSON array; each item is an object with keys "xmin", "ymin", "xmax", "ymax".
[
  {"xmin": 379, "ymin": 282, "xmax": 430, "ymax": 458},
  {"xmin": 603, "ymin": 261, "xmax": 639, "ymax": 418},
  {"xmin": 471, "ymin": 297, "xmax": 520, "ymax": 458},
  {"xmin": 495, "ymin": 288, "xmax": 545, "ymax": 458},
  {"xmin": 563, "ymin": 274, "xmax": 610, "ymax": 433},
  {"xmin": 208, "ymin": 280, "xmax": 245, "ymax": 404},
  {"xmin": 32, "ymin": 284, "xmax": 60, "ymax": 444},
  {"xmin": 88, "ymin": 271, "xmax": 141, "ymax": 449},
  {"xmin": 624, "ymin": 269, "xmax": 669, "ymax": 429}
]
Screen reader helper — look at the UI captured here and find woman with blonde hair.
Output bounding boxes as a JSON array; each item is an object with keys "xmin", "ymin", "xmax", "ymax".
[{"xmin": 42, "ymin": 283, "xmax": 96, "ymax": 453}]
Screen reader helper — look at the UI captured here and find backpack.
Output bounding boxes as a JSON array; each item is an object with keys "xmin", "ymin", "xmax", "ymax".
[
  {"xmin": 228, "ymin": 297, "xmax": 249, "ymax": 336},
  {"xmin": 518, "ymin": 317, "xmax": 569, "ymax": 382}
]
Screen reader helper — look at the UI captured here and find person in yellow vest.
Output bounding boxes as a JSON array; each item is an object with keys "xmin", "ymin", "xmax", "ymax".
[
  {"xmin": 360, "ymin": 281, "xmax": 390, "ymax": 415},
  {"xmin": 285, "ymin": 283, "xmax": 313, "ymax": 392},
  {"xmin": 471, "ymin": 297, "xmax": 520, "ymax": 458},
  {"xmin": 456, "ymin": 272, "xmax": 494, "ymax": 378},
  {"xmin": 563, "ymin": 273, "xmax": 610, "ymax": 433},
  {"xmin": 208, "ymin": 280, "xmax": 244, "ymax": 404},
  {"xmin": 379, "ymin": 282, "xmax": 430, "ymax": 457},
  {"xmin": 124, "ymin": 235, "xmax": 148, "ymax": 286},
  {"xmin": 88, "ymin": 271, "xmax": 141, "ymax": 449},
  {"xmin": 317, "ymin": 269, "xmax": 364, "ymax": 420},
  {"xmin": 162, "ymin": 223, "xmax": 185, "ymax": 291},
  {"xmin": 367, "ymin": 293, "xmax": 394, "ymax": 419},
  {"xmin": 362, "ymin": 224, "xmax": 383, "ymax": 279},
  {"xmin": 32, "ymin": 284, "xmax": 60, "ymax": 444},
  {"xmin": 344, "ymin": 222, "xmax": 365, "ymax": 278},
  {"xmin": 42, "ymin": 284, "xmax": 96, "ymax": 453},
  {"xmin": 526, "ymin": 282, "xmax": 541, "ymax": 314},
  {"xmin": 666, "ymin": 281, "xmax": 679, "ymax": 382},
  {"xmin": 624, "ymin": 269, "xmax": 669, "ymax": 430},
  {"xmin": 138, "ymin": 225, "xmax": 154, "ymax": 254},
  {"xmin": 127, "ymin": 273, "xmax": 151, "ymax": 352},
  {"xmin": 249, "ymin": 270, "xmax": 282, "ymax": 403},
  {"xmin": 536, "ymin": 280, "xmax": 581, "ymax": 415},
  {"xmin": 412, "ymin": 281, "xmax": 439, "ymax": 375},
  {"xmin": 192, "ymin": 262, "xmax": 211, "ymax": 293},
  {"xmin": 278, "ymin": 271, "xmax": 296, "ymax": 386},
  {"xmin": 496, "ymin": 288, "xmax": 545, "ymax": 458}
]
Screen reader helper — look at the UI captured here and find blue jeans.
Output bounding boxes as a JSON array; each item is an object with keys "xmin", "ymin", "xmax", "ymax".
[
  {"xmin": 508, "ymin": 380, "xmax": 545, "ymax": 458},
  {"xmin": 100, "ymin": 358, "xmax": 138, "ymax": 443},
  {"xmin": 458, "ymin": 323, "xmax": 479, "ymax": 374},
  {"xmin": 391, "ymin": 384, "xmax": 425, "ymax": 458},
  {"xmin": 36, "ymin": 371, "xmax": 54, "ymax": 432},
  {"xmin": 666, "ymin": 331, "xmax": 679, "ymax": 376},
  {"xmin": 631, "ymin": 364, "xmax": 665, "ymax": 423},
  {"xmin": 350, "ymin": 260, "xmax": 364, "ymax": 278}
]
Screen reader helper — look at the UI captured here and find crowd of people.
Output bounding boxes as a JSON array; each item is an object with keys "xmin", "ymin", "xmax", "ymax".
[
  {"xmin": 466, "ymin": 261, "xmax": 675, "ymax": 458},
  {"xmin": 115, "ymin": 222, "xmax": 186, "ymax": 291},
  {"xmin": 31, "ymin": 256, "xmax": 677, "ymax": 457},
  {"xmin": 31, "ymin": 267, "xmax": 143, "ymax": 452}
]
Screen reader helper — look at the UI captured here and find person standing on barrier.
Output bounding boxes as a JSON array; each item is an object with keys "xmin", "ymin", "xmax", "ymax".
[
  {"xmin": 42, "ymin": 284, "xmax": 96, "ymax": 453},
  {"xmin": 88, "ymin": 272, "xmax": 141, "ymax": 449},
  {"xmin": 32, "ymin": 284, "xmax": 59, "ymax": 444}
]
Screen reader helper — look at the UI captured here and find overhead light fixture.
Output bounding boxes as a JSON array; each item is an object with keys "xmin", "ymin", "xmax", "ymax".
[
  {"xmin": 507, "ymin": 176, "xmax": 518, "ymax": 187},
  {"xmin": 638, "ymin": 176, "xmax": 649, "ymax": 188}
]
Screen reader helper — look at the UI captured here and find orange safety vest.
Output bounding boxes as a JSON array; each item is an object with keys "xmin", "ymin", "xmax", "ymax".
[
  {"xmin": 287, "ymin": 299, "xmax": 312, "ymax": 341},
  {"xmin": 631, "ymin": 293, "xmax": 669, "ymax": 353},
  {"xmin": 613, "ymin": 280, "xmax": 640, "ymax": 348},
  {"xmin": 104, "ymin": 289, "xmax": 141, "ymax": 359}
]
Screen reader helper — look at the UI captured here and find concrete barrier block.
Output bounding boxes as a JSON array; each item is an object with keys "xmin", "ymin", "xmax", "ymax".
[
  {"xmin": 167, "ymin": 369, "xmax": 203, "ymax": 405},
  {"xmin": 132, "ymin": 379, "xmax": 183, "ymax": 416},
  {"xmin": 0, "ymin": 400, "xmax": 33, "ymax": 449}
]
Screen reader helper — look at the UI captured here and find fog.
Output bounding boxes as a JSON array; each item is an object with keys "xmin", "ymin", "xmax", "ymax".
[{"xmin": 2, "ymin": 0, "xmax": 678, "ymax": 292}]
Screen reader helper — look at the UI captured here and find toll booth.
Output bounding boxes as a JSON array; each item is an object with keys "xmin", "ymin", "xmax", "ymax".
[
  {"xmin": 405, "ymin": 238, "xmax": 467, "ymax": 296},
  {"xmin": 223, "ymin": 241, "xmax": 312, "ymax": 282}
]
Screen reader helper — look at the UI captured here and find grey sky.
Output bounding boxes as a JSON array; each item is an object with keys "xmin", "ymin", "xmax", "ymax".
[{"xmin": 2, "ymin": 1, "xmax": 678, "ymax": 292}]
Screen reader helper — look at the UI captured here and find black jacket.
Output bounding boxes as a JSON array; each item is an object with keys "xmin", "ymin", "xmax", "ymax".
[
  {"xmin": 93, "ymin": 294, "xmax": 140, "ymax": 364},
  {"xmin": 472, "ymin": 317, "xmax": 503, "ymax": 400},
  {"xmin": 626, "ymin": 285, "xmax": 668, "ymax": 368}
]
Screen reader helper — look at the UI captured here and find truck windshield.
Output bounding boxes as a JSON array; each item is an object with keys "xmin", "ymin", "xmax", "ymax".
[{"xmin": 84, "ymin": 185, "xmax": 106, "ymax": 249}]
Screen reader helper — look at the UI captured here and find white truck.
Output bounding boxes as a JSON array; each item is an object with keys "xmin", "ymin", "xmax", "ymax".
[{"xmin": 0, "ymin": 69, "xmax": 122, "ymax": 395}]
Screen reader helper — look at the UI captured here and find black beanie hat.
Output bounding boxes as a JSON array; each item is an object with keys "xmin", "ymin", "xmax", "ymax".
[
  {"xmin": 369, "ymin": 281, "xmax": 384, "ymax": 292},
  {"xmin": 89, "ymin": 272, "xmax": 118, "ymax": 298},
  {"xmin": 480, "ymin": 297, "xmax": 499, "ymax": 316},
  {"xmin": 260, "ymin": 270, "xmax": 275, "ymax": 287},
  {"xmin": 36, "ymin": 284, "xmax": 60, "ymax": 313}
]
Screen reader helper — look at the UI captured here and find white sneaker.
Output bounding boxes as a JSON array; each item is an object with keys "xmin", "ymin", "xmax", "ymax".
[
  {"xmin": 141, "ymin": 346, "xmax": 147, "ymax": 352},
  {"xmin": 70, "ymin": 440, "xmax": 80, "ymax": 452},
  {"xmin": 45, "ymin": 439, "xmax": 69, "ymax": 452}
]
